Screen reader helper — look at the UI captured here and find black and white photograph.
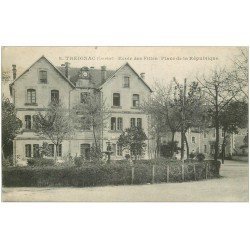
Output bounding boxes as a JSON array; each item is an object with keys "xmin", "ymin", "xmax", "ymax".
[{"xmin": 1, "ymin": 46, "xmax": 248, "ymax": 202}]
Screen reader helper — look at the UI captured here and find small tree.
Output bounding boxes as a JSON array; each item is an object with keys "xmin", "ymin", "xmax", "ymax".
[
  {"xmin": 2, "ymin": 97, "xmax": 22, "ymax": 159},
  {"xmin": 117, "ymin": 127, "xmax": 148, "ymax": 160},
  {"xmin": 33, "ymin": 100, "xmax": 75, "ymax": 162}
]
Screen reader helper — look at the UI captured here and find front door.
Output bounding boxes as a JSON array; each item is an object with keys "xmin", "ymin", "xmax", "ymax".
[{"xmin": 80, "ymin": 144, "xmax": 90, "ymax": 160}]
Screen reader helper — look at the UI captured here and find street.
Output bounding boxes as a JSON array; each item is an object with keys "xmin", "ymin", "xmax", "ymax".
[{"xmin": 2, "ymin": 160, "xmax": 248, "ymax": 202}]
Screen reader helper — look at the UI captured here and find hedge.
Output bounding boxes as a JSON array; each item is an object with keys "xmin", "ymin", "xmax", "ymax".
[{"xmin": 2, "ymin": 159, "xmax": 221, "ymax": 187}]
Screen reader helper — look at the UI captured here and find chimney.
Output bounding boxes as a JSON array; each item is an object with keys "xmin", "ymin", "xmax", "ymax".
[
  {"xmin": 140, "ymin": 72, "xmax": 145, "ymax": 80},
  {"xmin": 101, "ymin": 66, "xmax": 107, "ymax": 83},
  {"xmin": 12, "ymin": 64, "xmax": 17, "ymax": 80},
  {"xmin": 65, "ymin": 62, "xmax": 70, "ymax": 78}
]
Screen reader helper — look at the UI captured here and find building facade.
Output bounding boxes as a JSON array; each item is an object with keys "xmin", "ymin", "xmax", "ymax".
[
  {"xmin": 10, "ymin": 56, "xmax": 153, "ymax": 165},
  {"xmin": 8, "ymin": 56, "xmax": 247, "ymax": 165}
]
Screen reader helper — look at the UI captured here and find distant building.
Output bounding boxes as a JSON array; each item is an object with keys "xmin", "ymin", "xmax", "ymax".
[{"xmin": 161, "ymin": 127, "xmax": 248, "ymax": 159}]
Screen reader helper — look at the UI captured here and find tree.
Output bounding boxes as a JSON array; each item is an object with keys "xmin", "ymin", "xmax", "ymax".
[
  {"xmin": 197, "ymin": 67, "xmax": 243, "ymax": 162},
  {"xmin": 219, "ymin": 101, "xmax": 248, "ymax": 163},
  {"xmin": 231, "ymin": 47, "xmax": 248, "ymax": 99},
  {"xmin": 117, "ymin": 127, "xmax": 148, "ymax": 160},
  {"xmin": 73, "ymin": 90, "xmax": 110, "ymax": 159},
  {"xmin": 33, "ymin": 100, "xmax": 75, "ymax": 162},
  {"xmin": 173, "ymin": 78, "xmax": 205, "ymax": 160},
  {"xmin": 141, "ymin": 83, "xmax": 181, "ymax": 158},
  {"xmin": 1, "ymin": 70, "xmax": 11, "ymax": 82},
  {"xmin": 2, "ymin": 98, "xmax": 22, "ymax": 159}
]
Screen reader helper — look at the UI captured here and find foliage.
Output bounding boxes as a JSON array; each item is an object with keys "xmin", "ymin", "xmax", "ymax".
[
  {"xmin": 2, "ymin": 98, "xmax": 22, "ymax": 158},
  {"xmin": 196, "ymin": 153, "xmax": 205, "ymax": 162},
  {"xmin": 197, "ymin": 67, "xmax": 244, "ymax": 161},
  {"xmin": 141, "ymin": 83, "xmax": 181, "ymax": 156},
  {"xmin": 173, "ymin": 79, "xmax": 206, "ymax": 159},
  {"xmin": 73, "ymin": 90, "xmax": 110, "ymax": 155},
  {"xmin": 243, "ymin": 131, "xmax": 248, "ymax": 146},
  {"xmin": 161, "ymin": 141, "xmax": 180, "ymax": 158},
  {"xmin": 231, "ymin": 47, "xmax": 248, "ymax": 99},
  {"xmin": 219, "ymin": 101, "xmax": 248, "ymax": 134},
  {"xmin": 2, "ymin": 158, "xmax": 12, "ymax": 168},
  {"xmin": 117, "ymin": 127, "xmax": 148, "ymax": 160},
  {"xmin": 33, "ymin": 100, "xmax": 75, "ymax": 161},
  {"xmin": 2, "ymin": 159, "xmax": 220, "ymax": 187},
  {"xmin": 27, "ymin": 158, "xmax": 55, "ymax": 167},
  {"xmin": 189, "ymin": 152, "xmax": 196, "ymax": 159}
]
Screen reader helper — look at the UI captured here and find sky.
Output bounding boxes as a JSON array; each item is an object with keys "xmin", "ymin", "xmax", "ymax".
[{"xmin": 1, "ymin": 46, "xmax": 242, "ymax": 96}]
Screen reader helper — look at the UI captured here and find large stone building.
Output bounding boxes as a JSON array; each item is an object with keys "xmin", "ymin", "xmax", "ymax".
[{"xmin": 9, "ymin": 56, "xmax": 153, "ymax": 165}]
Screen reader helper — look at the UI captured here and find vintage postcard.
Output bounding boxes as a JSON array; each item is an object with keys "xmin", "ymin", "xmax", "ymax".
[{"xmin": 1, "ymin": 46, "xmax": 248, "ymax": 202}]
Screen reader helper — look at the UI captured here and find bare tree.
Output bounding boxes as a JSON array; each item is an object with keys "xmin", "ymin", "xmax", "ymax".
[
  {"xmin": 197, "ymin": 67, "xmax": 243, "ymax": 162},
  {"xmin": 141, "ymin": 83, "xmax": 181, "ymax": 158},
  {"xmin": 231, "ymin": 47, "xmax": 248, "ymax": 99},
  {"xmin": 173, "ymin": 78, "xmax": 205, "ymax": 160},
  {"xmin": 33, "ymin": 100, "xmax": 75, "ymax": 162},
  {"xmin": 73, "ymin": 90, "xmax": 110, "ymax": 158}
]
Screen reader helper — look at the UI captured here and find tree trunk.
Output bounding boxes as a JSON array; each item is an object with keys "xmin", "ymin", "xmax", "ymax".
[
  {"xmin": 214, "ymin": 85, "xmax": 220, "ymax": 163},
  {"xmin": 170, "ymin": 131, "xmax": 175, "ymax": 157},
  {"xmin": 156, "ymin": 135, "xmax": 161, "ymax": 157},
  {"xmin": 55, "ymin": 143, "xmax": 58, "ymax": 163},
  {"xmin": 221, "ymin": 132, "xmax": 226, "ymax": 164},
  {"xmin": 2, "ymin": 146, "xmax": 5, "ymax": 160},
  {"xmin": 184, "ymin": 133, "xmax": 189, "ymax": 159},
  {"xmin": 181, "ymin": 131, "xmax": 185, "ymax": 160}
]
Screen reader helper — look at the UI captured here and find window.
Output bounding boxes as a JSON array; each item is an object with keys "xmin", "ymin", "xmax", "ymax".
[
  {"xmin": 80, "ymin": 92, "xmax": 89, "ymax": 103},
  {"xmin": 117, "ymin": 145, "xmax": 123, "ymax": 156},
  {"xmin": 117, "ymin": 117, "xmax": 123, "ymax": 130},
  {"xmin": 48, "ymin": 144, "xmax": 54, "ymax": 157},
  {"xmin": 33, "ymin": 144, "xmax": 40, "ymax": 158},
  {"xmin": 80, "ymin": 144, "xmax": 90, "ymax": 160},
  {"xmin": 113, "ymin": 93, "xmax": 120, "ymax": 106},
  {"xmin": 27, "ymin": 89, "xmax": 36, "ymax": 103},
  {"xmin": 111, "ymin": 117, "xmax": 116, "ymax": 130},
  {"xmin": 51, "ymin": 90, "xmax": 59, "ymax": 103},
  {"xmin": 123, "ymin": 76, "xmax": 130, "ymax": 88},
  {"xmin": 81, "ymin": 117, "xmax": 91, "ymax": 130},
  {"xmin": 130, "ymin": 118, "xmax": 136, "ymax": 128},
  {"xmin": 39, "ymin": 70, "xmax": 47, "ymax": 83},
  {"xmin": 132, "ymin": 94, "xmax": 140, "ymax": 107},
  {"xmin": 204, "ymin": 145, "xmax": 207, "ymax": 153},
  {"xmin": 25, "ymin": 115, "xmax": 31, "ymax": 129},
  {"xmin": 57, "ymin": 144, "xmax": 62, "ymax": 157},
  {"xmin": 25, "ymin": 144, "xmax": 31, "ymax": 157},
  {"xmin": 192, "ymin": 137, "xmax": 196, "ymax": 143},
  {"xmin": 137, "ymin": 118, "xmax": 142, "ymax": 128}
]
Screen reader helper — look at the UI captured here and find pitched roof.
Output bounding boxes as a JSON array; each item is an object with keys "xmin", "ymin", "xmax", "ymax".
[
  {"xmin": 10, "ymin": 55, "xmax": 75, "ymax": 88},
  {"xmin": 57, "ymin": 62, "xmax": 153, "ymax": 92},
  {"xmin": 10, "ymin": 56, "xmax": 153, "ymax": 92},
  {"xmin": 99, "ymin": 62, "xmax": 153, "ymax": 92},
  {"xmin": 57, "ymin": 66, "xmax": 116, "ymax": 87}
]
